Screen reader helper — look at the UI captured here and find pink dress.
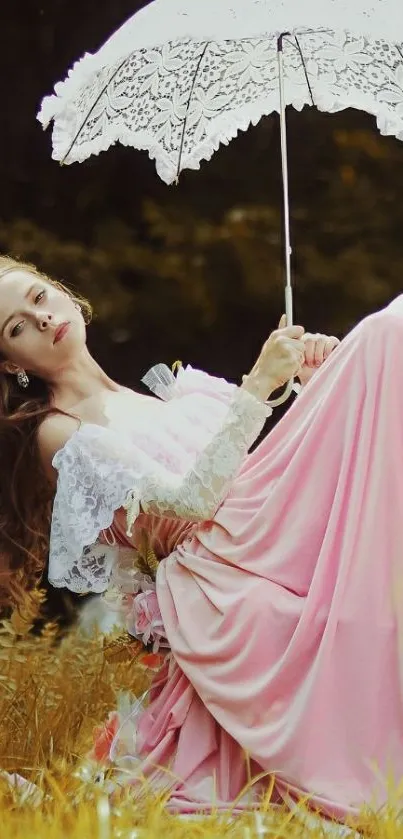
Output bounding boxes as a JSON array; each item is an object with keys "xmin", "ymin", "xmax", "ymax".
[{"xmin": 49, "ymin": 296, "xmax": 403, "ymax": 820}]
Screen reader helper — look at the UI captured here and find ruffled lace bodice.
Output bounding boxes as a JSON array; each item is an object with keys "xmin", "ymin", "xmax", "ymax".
[{"xmin": 48, "ymin": 364, "xmax": 271, "ymax": 593}]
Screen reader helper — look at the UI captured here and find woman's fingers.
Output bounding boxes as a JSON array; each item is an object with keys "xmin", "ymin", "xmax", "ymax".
[
  {"xmin": 302, "ymin": 334, "xmax": 316, "ymax": 367},
  {"xmin": 303, "ymin": 333, "xmax": 340, "ymax": 368},
  {"xmin": 273, "ymin": 325, "xmax": 305, "ymax": 342},
  {"xmin": 314, "ymin": 336, "xmax": 327, "ymax": 366},
  {"xmin": 323, "ymin": 336, "xmax": 340, "ymax": 359},
  {"xmin": 315, "ymin": 335, "xmax": 340, "ymax": 365}
]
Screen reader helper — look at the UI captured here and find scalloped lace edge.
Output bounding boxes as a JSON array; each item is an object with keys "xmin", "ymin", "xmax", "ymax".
[{"xmin": 38, "ymin": 91, "xmax": 402, "ymax": 185}]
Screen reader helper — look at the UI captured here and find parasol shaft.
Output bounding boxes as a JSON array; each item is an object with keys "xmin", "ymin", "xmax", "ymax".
[
  {"xmin": 277, "ymin": 33, "xmax": 293, "ymax": 328},
  {"xmin": 267, "ymin": 34, "xmax": 295, "ymax": 408}
]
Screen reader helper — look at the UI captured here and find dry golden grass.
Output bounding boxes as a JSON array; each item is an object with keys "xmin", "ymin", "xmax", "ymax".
[{"xmin": 0, "ymin": 590, "xmax": 402, "ymax": 838}]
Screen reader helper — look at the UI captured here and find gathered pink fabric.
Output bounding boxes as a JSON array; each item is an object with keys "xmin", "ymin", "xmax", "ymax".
[{"xmin": 108, "ymin": 297, "xmax": 403, "ymax": 819}]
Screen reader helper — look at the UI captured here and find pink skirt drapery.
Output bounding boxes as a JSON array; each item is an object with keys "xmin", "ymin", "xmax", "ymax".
[{"xmin": 115, "ymin": 298, "xmax": 403, "ymax": 820}]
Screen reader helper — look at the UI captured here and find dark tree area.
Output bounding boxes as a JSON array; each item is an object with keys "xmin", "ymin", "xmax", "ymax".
[{"xmin": 1, "ymin": 1, "xmax": 403, "ymax": 624}]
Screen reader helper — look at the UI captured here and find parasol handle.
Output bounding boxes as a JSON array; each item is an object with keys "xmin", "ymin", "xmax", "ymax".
[{"xmin": 266, "ymin": 375, "xmax": 295, "ymax": 409}]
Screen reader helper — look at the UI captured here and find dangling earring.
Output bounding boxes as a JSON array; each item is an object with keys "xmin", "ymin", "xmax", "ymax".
[{"xmin": 17, "ymin": 370, "xmax": 29, "ymax": 389}]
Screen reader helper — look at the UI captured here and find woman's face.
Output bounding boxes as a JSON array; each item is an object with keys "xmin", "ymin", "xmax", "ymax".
[{"xmin": 0, "ymin": 270, "xmax": 87, "ymax": 379}]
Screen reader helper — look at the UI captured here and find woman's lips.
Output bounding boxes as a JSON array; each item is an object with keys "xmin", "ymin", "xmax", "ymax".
[{"xmin": 53, "ymin": 322, "xmax": 70, "ymax": 344}]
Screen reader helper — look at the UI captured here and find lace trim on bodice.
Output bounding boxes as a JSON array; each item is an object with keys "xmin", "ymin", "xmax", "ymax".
[{"xmin": 48, "ymin": 365, "xmax": 271, "ymax": 593}]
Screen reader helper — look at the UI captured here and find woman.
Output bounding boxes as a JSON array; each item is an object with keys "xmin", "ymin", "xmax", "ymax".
[{"xmin": 0, "ymin": 253, "xmax": 400, "ymax": 821}]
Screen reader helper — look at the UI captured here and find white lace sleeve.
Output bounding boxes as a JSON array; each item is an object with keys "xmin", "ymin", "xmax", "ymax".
[{"xmin": 49, "ymin": 386, "xmax": 270, "ymax": 592}]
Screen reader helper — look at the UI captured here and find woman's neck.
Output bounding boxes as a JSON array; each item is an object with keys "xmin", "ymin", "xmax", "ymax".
[{"xmin": 48, "ymin": 347, "xmax": 120, "ymax": 410}]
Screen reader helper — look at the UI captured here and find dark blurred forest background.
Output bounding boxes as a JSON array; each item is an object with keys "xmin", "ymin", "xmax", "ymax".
[{"xmin": 2, "ymin": 0, "xmax": 403, "ymax": 622}]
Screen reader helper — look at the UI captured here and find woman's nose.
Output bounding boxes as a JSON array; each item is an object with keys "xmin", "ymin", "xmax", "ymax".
[{"xmin": 36, "ymin": 312, "xmax": 52, "ymax": 330}]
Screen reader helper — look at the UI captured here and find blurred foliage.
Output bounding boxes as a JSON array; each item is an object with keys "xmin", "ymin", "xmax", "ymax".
[
  {"xmin": 1, "ymin": 112, "xmax": 403, "ymax": 383},
  {"xmin": 1, "ymin": 2, "xmax": 403, "ymax": 387}
]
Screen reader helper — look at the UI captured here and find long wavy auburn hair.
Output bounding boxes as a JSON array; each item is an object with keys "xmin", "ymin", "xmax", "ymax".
[{"xmin": 0, "ymin": 255, "xmax": 92, "ymax": 611}]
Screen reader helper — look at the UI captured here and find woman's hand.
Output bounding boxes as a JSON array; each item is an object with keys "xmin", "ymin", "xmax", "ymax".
[
  {"xmin": 241, "ymin": 316, "xmax": 305, "ymax": 402},
  {"xmin": 298, "ymin": 333, "xmax": 340, "ymax": 387}
]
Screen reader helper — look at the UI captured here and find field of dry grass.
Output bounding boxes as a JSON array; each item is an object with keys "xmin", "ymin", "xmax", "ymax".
[{"xmin": 1, "ymin": 591, "xmax": 402, "ymax": 839}]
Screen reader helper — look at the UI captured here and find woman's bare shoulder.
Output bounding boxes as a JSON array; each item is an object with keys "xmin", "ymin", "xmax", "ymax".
[{"xmin": 37, "ymin": 412, "xmax": 81, "ymax": 476}]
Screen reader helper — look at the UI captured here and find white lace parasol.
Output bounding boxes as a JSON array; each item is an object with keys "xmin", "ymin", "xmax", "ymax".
[
  {"xmin": 38, "ymin": 0, "xmax": 403, "ymax": 185},
  {"xmin": 38, "ymin": 0, "xmax": 403, "ymax": 404}
]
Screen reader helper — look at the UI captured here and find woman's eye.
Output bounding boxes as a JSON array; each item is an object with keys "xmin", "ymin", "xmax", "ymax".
[
  {"xmin": 10, "ymin": 322, "xmax": 24, "ymax": 338},
  {"xmin": 34, "ymin": 290, "xmax": 46, "ymax": 304}
]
